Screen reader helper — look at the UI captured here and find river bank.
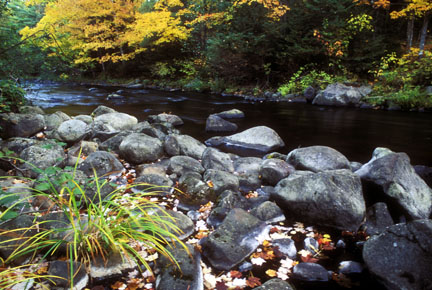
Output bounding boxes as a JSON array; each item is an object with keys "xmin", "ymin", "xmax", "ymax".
[{"xmin": 0, "ymin": 105, "xmax": 431, "ymax": 289}]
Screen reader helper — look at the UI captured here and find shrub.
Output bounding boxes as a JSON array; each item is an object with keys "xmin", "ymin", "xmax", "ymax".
[{"xmin": 0, "ymin": 80, "xmax": 26, "ymax": 113}]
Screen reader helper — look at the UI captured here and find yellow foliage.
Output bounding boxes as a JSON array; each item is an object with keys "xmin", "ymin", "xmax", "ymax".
[
  {"xmin": 390, "ymin": 0, "xmax": 432, "ymax": 19},
  {"xmin": 234, "ymin": 0, "xmax": 289, "ymax": 19}
]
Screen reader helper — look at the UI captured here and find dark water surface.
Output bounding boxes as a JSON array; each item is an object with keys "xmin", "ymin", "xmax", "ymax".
[{"xmin": 25, "ymin": 82, "xmax": 432, "ymax": 166}]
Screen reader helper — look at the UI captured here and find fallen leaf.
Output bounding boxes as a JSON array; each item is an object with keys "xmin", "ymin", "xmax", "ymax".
[
  {"xmin": 215, "ymin": 281, "xmax": 228, "ymax": 290},
  {"xmin": 246, "ymin": 276, "xmax": 261, "ymax": 288},
  {"xmin": 230, "ymin": 270, "xmax": 242, "ymax": 278},
  {"xmin": 265, "ymin": 269, "xmax": 277, "ymax": 277}
]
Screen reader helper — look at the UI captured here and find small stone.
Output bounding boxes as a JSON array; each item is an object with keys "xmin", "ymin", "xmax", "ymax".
[{"xmin": 292, "ymin": 263, "xmax": 329, "ymax": 282}]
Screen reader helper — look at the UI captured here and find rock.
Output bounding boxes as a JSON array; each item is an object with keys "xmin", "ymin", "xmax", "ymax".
[
  {"xmin": 168, "ymin": 155, "xmax": 205, "ymax": 178},
  {"xmin": 91, "ymin": 105, "xmax": 116, "ymax": 117},
  {"xmin": 99, "ymin": 132, "xmax": 130, "ymax": 153},
  {"xmin": 284, "ymin": 94, "xmax": 307, "ymax": 103},
  {"xmin": 136, "ymin": 163, "xmax": 168, "ymax": 177},
  {"xmin": 273, "ymin": 170, "xmax": 366, "ymax": 231},
  {"xmin": 338, "ymin": 261, "xmax": 364, "ymax": 275},
  {"xmin": 272, "ymin": 239, "xmax": 297, "ymax": 259},
  {"xmin": 57, "ymin": 119, "xmax": 88, "ymax": 143},
  {"xmin": 207, "ymin": 190, "xmax": 249, "ymax": 228},
  {"xmin": 205, "ymin": 115, "xmax": 238, "ymax": 132},
  {"xmin": 350, "ymin": 161, "xmax": 363, "ymax": 172},
  {"xmin": 312, "ymin": 83, "xmax": 371, "ymax": 106},
  {"xmin": 0, "ymin": 179, "xmax": 33, "ymax": 208},
  {"xmin": 153, "ymin": 122, "xmax": 179, "ymax": 135},
  {"xmin": 263, "ymin": 152, "xmax": 287, "ymax": 160},
  {"xmin": 48, "ymin": 261, "xmax": 88, "ymax": 290},
  {"xmin": 132, "ymin": 121, "xmax": 166, "ymax": 141},
  {"xmin": 363, "ymin": 219, "xmax": 432, "ymax": 290},
  {"xmin": 68, "ymin": 140, "xmax": 99, "ymax": 157},
  {"xmin": 213, "ymin": 109, "xmax": 245, "ymax": 119},
  {"xmin": 260, "ymin": 158, "xmax": 294, "ymax": 186},
  {"xmin": 304, "ymin": 86, "xmax": 317, "ymax": 102},
  {"xmin": 134, "ymin": 174, "xmax": 173, "ymax": 195},
  {"xmin": 44, "ymin": 111, "xmax": 71, "ymax": 131},
  {"xmin": 355, "ymin": 148, "xmax": 432, "ymax": 220},
  {"xmin": 73, "ymin": 115, "xmax": 93, "ymax": 124},
  {"xmin": 363, "ymin": 202, "xmax": 394, "ymax": 236},
  {"xmin": 205, "ymin": 126, "xmax": 285, "ymax": 156},
  {"xmin": 78, "ymin": 151, "xmax": 124, "ymax": 177},
  {"xmin": 0, "ymin": 113, "xmax": 45, "ymax": 138},
  {"xmin": 304, "ymin": 237, "xmax": 320, "ymax": 255},
  {"xmin": 93, "ymin": 112, "xmax": 138, "ymax": 133},
  {"xmin": 18, "ymin": 105, "xmax": 44, "ymax": 114},
  {"xmin": 106, "ymin": 93, "xmax": 123, "ymax": 100},
  {"xmin": 234, "ymin": 157, "xmax": 262, "ymax": 192},
  {"xmin": 89, "ymin": 252, "xmax": 136, "ymax": 279},
  {"xmin": 201, "ymin": 147, "xmax": 234, "ymax": 173},
  {"xmin": 148, "ymin": 113, "xmax": 184, "ymax": 126},
  {"xmin": 178, "ymin": 173, "xmax": 215, "ymax": 206},
  {"xmin": 414, "ymin": 165, "xmax": 432, "ymax": 188},
  {"xmin": 19, "ymin": 142, "xmax": 66, "ymax": 178},
  {"xmin": 203, "ymin": 169, "xmax": 239, "ymax": 195},
  {"xmin": 250, "ymin": 201, "xmax": 285, "ymax": 223},
  {"xmin": 154, "ymin": 209, "xmax": 194, "ymax": 240},
  {"xmin": 254, "ymin": 278, "xmax": 296, "ymax": 290},
  {"xmin": 202, "ymin": 208, "xmax": 270, "ymax": 270},
  {"xmin": 127, "ymin": 83, "xmax": 145, "ymax": 89},
  {"xmin": 164, "ymin": 134, "xmax": 207, "ymax": 160},
  {"xmin": 1, "ymin": 137, "xmax": 38, "ymax": 154},
  {"xmin": 292, "ymin": 263, "xmax": 329, "ymax": 282},
  {"xmin": 156, "ymin": 243, "xmax": 203, "ymax": 290},
  {"xmin": 119, "ymin": 133, "xmax": 164, "ymax": 164},
  {"xmin": 286, "ymin": 145, "xmax": 351, "ymax": 172}
]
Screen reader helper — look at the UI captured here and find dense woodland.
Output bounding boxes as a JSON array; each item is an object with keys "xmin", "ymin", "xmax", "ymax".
[{"xmin": 0, "ymin": 0, "xmax": 431, "ymax": 109}]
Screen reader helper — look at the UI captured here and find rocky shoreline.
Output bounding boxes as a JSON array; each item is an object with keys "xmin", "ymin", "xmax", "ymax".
[{"xmin": 0, "ymin": 105, "xmax": 432, "ymax": 290}]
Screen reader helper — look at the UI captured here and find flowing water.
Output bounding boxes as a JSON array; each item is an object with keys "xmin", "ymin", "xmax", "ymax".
[{"xmin": 25, "ymin": 82, "xmax": 432, "ymax": 166}]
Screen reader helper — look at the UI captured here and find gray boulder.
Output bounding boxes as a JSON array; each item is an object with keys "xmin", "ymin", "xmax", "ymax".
[
  {"xmin": 19, "ymin": 142, "xmax": 66, "ymax": 178},
  {"xmin": 207, "ymin": 190, "xmax": 249, "ymax": 228},
  {"xmin": 44, "ymin": 111, "xmax": 71, "ymax": 131},
  {"xmin": 73, "ymin": 115, "xmax": 93, "ymax": 124},
  {"xmin": 287, "ymin": 145, "xmax": 351, "ymax": 172},
  {"xmin": 133, "ymin": 174, "xmax": 173, "ymax": 195},
  {"xmin": 119, "ymin": 133, "xmax": 163, "ymax": 164},
  {"xmin": 131, "ymin": 121, "xmax": 166, "ymax": 141},
  {"xmin": 363, "ymin": 202, "xmax": 394, "ymax": 236},
  {"xmin": 213, "ymin": 109, "xmax": 245, "ymax": 119},
  {"xmin": 292, "ymin": 263, "xmax": 329, "ymax": 282},
  {"xmin": 363, "ymin": 219, "xmax": 432, "ymax": 290},
  {"xmin": 0, "ymin": 113, "xmax": 45, "ymax": 138},
  {"xmin": 272, "ymin": 238, "xmax": 297, "ymax": 259},
  {"xmin": 78, "ymin": 151, "xmax": 124, "ymax": 177},
  {"xmin": 201, "ymin": 147, "xmax": 234, "ymax": 172},
  {"xmin": 312, "ymin": 83, "xmax": 372, "ymax": 106},
  {"xmin": 260, "ymin": 158, "xmax": 294, "ymax": 186},
  {"xmin": 93, "ymin": 112, "xmax": 137, "ymax": 133},
  {"xmin": 250, "ymin": 201, "xmax": 285, "ymax": 224},
  {"xmin": 273, "ymin": 169, "xmax": 366, "ymax": 231},
  {"xmin": 203, "ymin": 169, "xmax": 239, "ymax": 195},
  {"xmin": 57, "ymin": 119, "xmax": 88, "ymax": 143},
  {"xmin": 1, "ymin": 137, "xmax": 38, "ymax": 154},
  {"xmin": 355, "ymin": 148, "xmax": 432, "ymax": 220},
  {"xmin": 99, "ymin": 132, "xmax": 129, "ymax": 153},
  {"xmin": 91, "ymin": 105, "xmax": 116, "ymax": 117},
  {"xmin": 178, "ymin": 173, "xmax": 215, "ymax": 206},
  {"xmin": 18, "ymin": 105, "xmax": 45, "ymax": 114},
  {"xmin": 164, "ymin": 134, "xmax": 207, "ymax": 160},
  {"xmin": 201, "ymin": 208, "xmax": 270, "ymax": 270},
  {"xmin": 234, "ymin": 157, "xmax": 263, "ymax": 192},
  {"xmin": 205, "ymin": 126, "xmax": 285, "ymax": 156},
  {"xmin": 168, "ymin": 155, "xmax": 205, "ymax": 176},
  {"xmin": 205, "ymin": 115, "xmax": 238, "ymax": 132},
  {"xmin": 148, "ymin": 113, "xmax": 184, "ymax": 126},
  {"xmin": 254, "ymin": 278, "xmax": 295, "ymax": 290}
]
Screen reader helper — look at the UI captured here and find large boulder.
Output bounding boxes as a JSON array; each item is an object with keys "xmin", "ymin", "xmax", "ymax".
[
  {"xmin": 205, "ymin": 115, "xmax": 238, "ymax": 132},
  {"xmin": 201, "ymin": 208, "xmax": 270, "ymax": 270},
  {"xmin": 203, "ymin": 169, "xmax": 239, "ymax": 195},
  {"xmin": 207, "ymin": 190, "xmax": 250, "ymax": 228},
  {"xmin": 93, "ymin": 112, "xmax": 138, "ymax": 133},
  {"xmin": 0, "ymin": 113, "xmax": 45, "ymax": 138},
  {"xmin": 148, "ymin": 113, "xmax": 184, "ymax": 126},
  {"xmin": 234, "ymin": 157, "xmax": 263, "ymax": 192},
  {"xmin": 44, "ymin": 111, "xmax": 71, "ymax": 131},
  {"xmin": 19, "ymin": 142, "xmax": 66, "ymax": 177},
  {"xmin": 355, "ymin": 148, "xmax": 432, "ymax": 220},
  {"xmin": 260, "ymin": 158, "xmax": 295, "ymax": 186},
  {"xmin": 201, "ymin": 147, "xmax": 234, "ymax": 172},
  {"xmin": 164, "ymin": 134, "xmax": 207, "ymax": 160},
  {"xmin": 119, "ymin": 133, "xmax": 164, "ymax": 164},
  {"xmin": 78, "ymin": 151, "xmax": 124, "ymax": 177},
  {"xmin": 91, "ymin": 105, "xmax": 116, "ymax": 117},
  {"xmin": 363, "ymin": 219, "xmax": 432, "ymax": 290},
  {"xmin": 168, "ymin": 155, "xmax": 205, "ymax": 176},
  {"xmin": 205, "ymin": 126, "xmax": 284, "ymax": 156},
  {"xmin": 286, "ymin": 145, "xmax": 351, "ymax": 172},
  {"xmin": 57, "ymin": 119, "xmax": 88, "ymax": 143},
  {"xmin": 273, "ymin": 169, "xmax": 366, "ymax": 231},
  {"xmin": 312, "ymin": 83, "xmax": 372, "ymax": 106}
]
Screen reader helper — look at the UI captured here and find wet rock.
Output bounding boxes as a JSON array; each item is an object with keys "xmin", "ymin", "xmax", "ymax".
[
  {"xmin": 213, "ymin": 109, "xmax": 245, "ymax": 119},
  {"xmin": 78, "ymin": 151, "xmax": 124, "ymax": 177},
  {"xmin": 260, "ymin": 158, "xmax": 294, "ymax": 186},
  {"xmin": 168, "ymin": 155, "xmax": 205, "ymax": 177},
  {"xmin": 363, "ymin": 202, "xmax": 394, "ymax": 236},
  {"xmin": 234, "ymin": 157, "xmax": 262, "ymax": 192},
  {"xmin": 312, "ymin": 83, "xmax": 371, "ymax": 106},
  {"xmin": 48, "ymin": 261, "xmax": 88, "ymax": 290},
  {"xmin": 292, "ymin": 262, "xmax": 329, "ymax": 282},
  {"xmin": 356, "ymin": 148, "xmax": 432, "ymax": 220},
  {"xmin": 91, "ymin": 105, "xmax": 116, "ymax": 117},
  {"xmin": 273, "ymin": 238, "xmax": 297, "ymax": 259},
  {"xmin": 273, "ymin": 170, "xmax": 365, "ymax": 231},
  {"xmin": 201, "ymin": 147, "xmax": 235, "ymax": 173},
  {"xmin": 205, "ymin": 115, "xmax": 238, "ymax": 132},
  {"xmin": 201, "ymin": 208, "xmax": 270, "ymax": 270},
  {"xmin": 207, "ymin": 190, "xmax": 249, "ymax": 228},
  {"xmin": 148, "ymin": 113, "xmax": 184, "ymax": 126},
  {"xmin": 304, "ymin": 237, "xmax": 320, "ymax": 255},
  {"xmin": 93, "ymin": 112, "xmax": 138, "ymax": 133},
  {"xmin": 338, "ymin": 261, "xmax": 364, "ymax": 274},
  {"xmin": 19, "ymin": 142, "xmax": 66, "ymax": 178},
  {"xmin": 156, "ymin": 243, "xmax": 203, "ymax": 290},
  {"xmin": 164, "ymin": 134, "xmax": 207, "ymax": 160},
  {"xmin": 286, "ymin": 145, "xmax": 351, "ymax": 172},
  {"xmin": 254, "ymin": 278, "xmax": 296, "ymax": 290},
  {"xmin": 119, "ymin": 133, "xmax": 164, "ymax": 164},
  {"xmin": 250, "ymin": 201, "xmax": 285, "ymax": 224},
  {"xmin": 203, "ymin": 169, "xmax": 239, "ymax": 195},
  {"xmin": 363, "ymin": 219, "xmax": 432, "ymax": 290},
  {"xmin": 0, "ymin": 113, "xmax": 45, "ymax": 138},
  {"xmin": 206, "ymin": 126, "xmax": 285, "ymax": 157},
  {"xmin": 57, "ymin": 119, "xmax": 88, "ymax": 143}
]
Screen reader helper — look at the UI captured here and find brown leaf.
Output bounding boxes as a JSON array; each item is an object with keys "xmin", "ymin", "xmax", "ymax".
[
  {"xmin": 246, "ymin": 276, "xmax": 262, "ymax": 288},
  {"xmin": 111, "ymin": 281, "xmax": 126, "ymax": 289},
  {"xmin": 300, "ymin": 255, "xmax": 319, "ymax": 263},
  {"xmin": 215, "ymin": 281, "xmax": 228, "ymax": 290},
  {"xmin": 230, "ymin": 270, "xmax": 242, "ymax": 278}
]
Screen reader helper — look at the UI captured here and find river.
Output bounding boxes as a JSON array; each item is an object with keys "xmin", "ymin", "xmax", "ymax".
[{"xmin": 24, "ymin": 82, "xmax": 432, "ymax": 166}]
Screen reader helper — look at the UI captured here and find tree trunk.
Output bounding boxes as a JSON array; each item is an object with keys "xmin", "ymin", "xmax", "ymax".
[
  {"xmin": 407, "ymin": 17, "xmax": 414, "ymax": 52},
  {"xmin": 419, "ymin": 12, "xmax": 430, "ymax": 57}
]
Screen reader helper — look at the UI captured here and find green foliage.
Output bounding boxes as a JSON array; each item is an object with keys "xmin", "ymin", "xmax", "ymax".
[{"xmin": 0, "ymin": 79, "xmax": 26, "ymax": 113}]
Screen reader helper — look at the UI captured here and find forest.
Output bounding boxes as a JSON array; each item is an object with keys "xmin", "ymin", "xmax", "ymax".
[{"xmin": 0, "ymin": 0, "xmax": 431, "ymax": 109}]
